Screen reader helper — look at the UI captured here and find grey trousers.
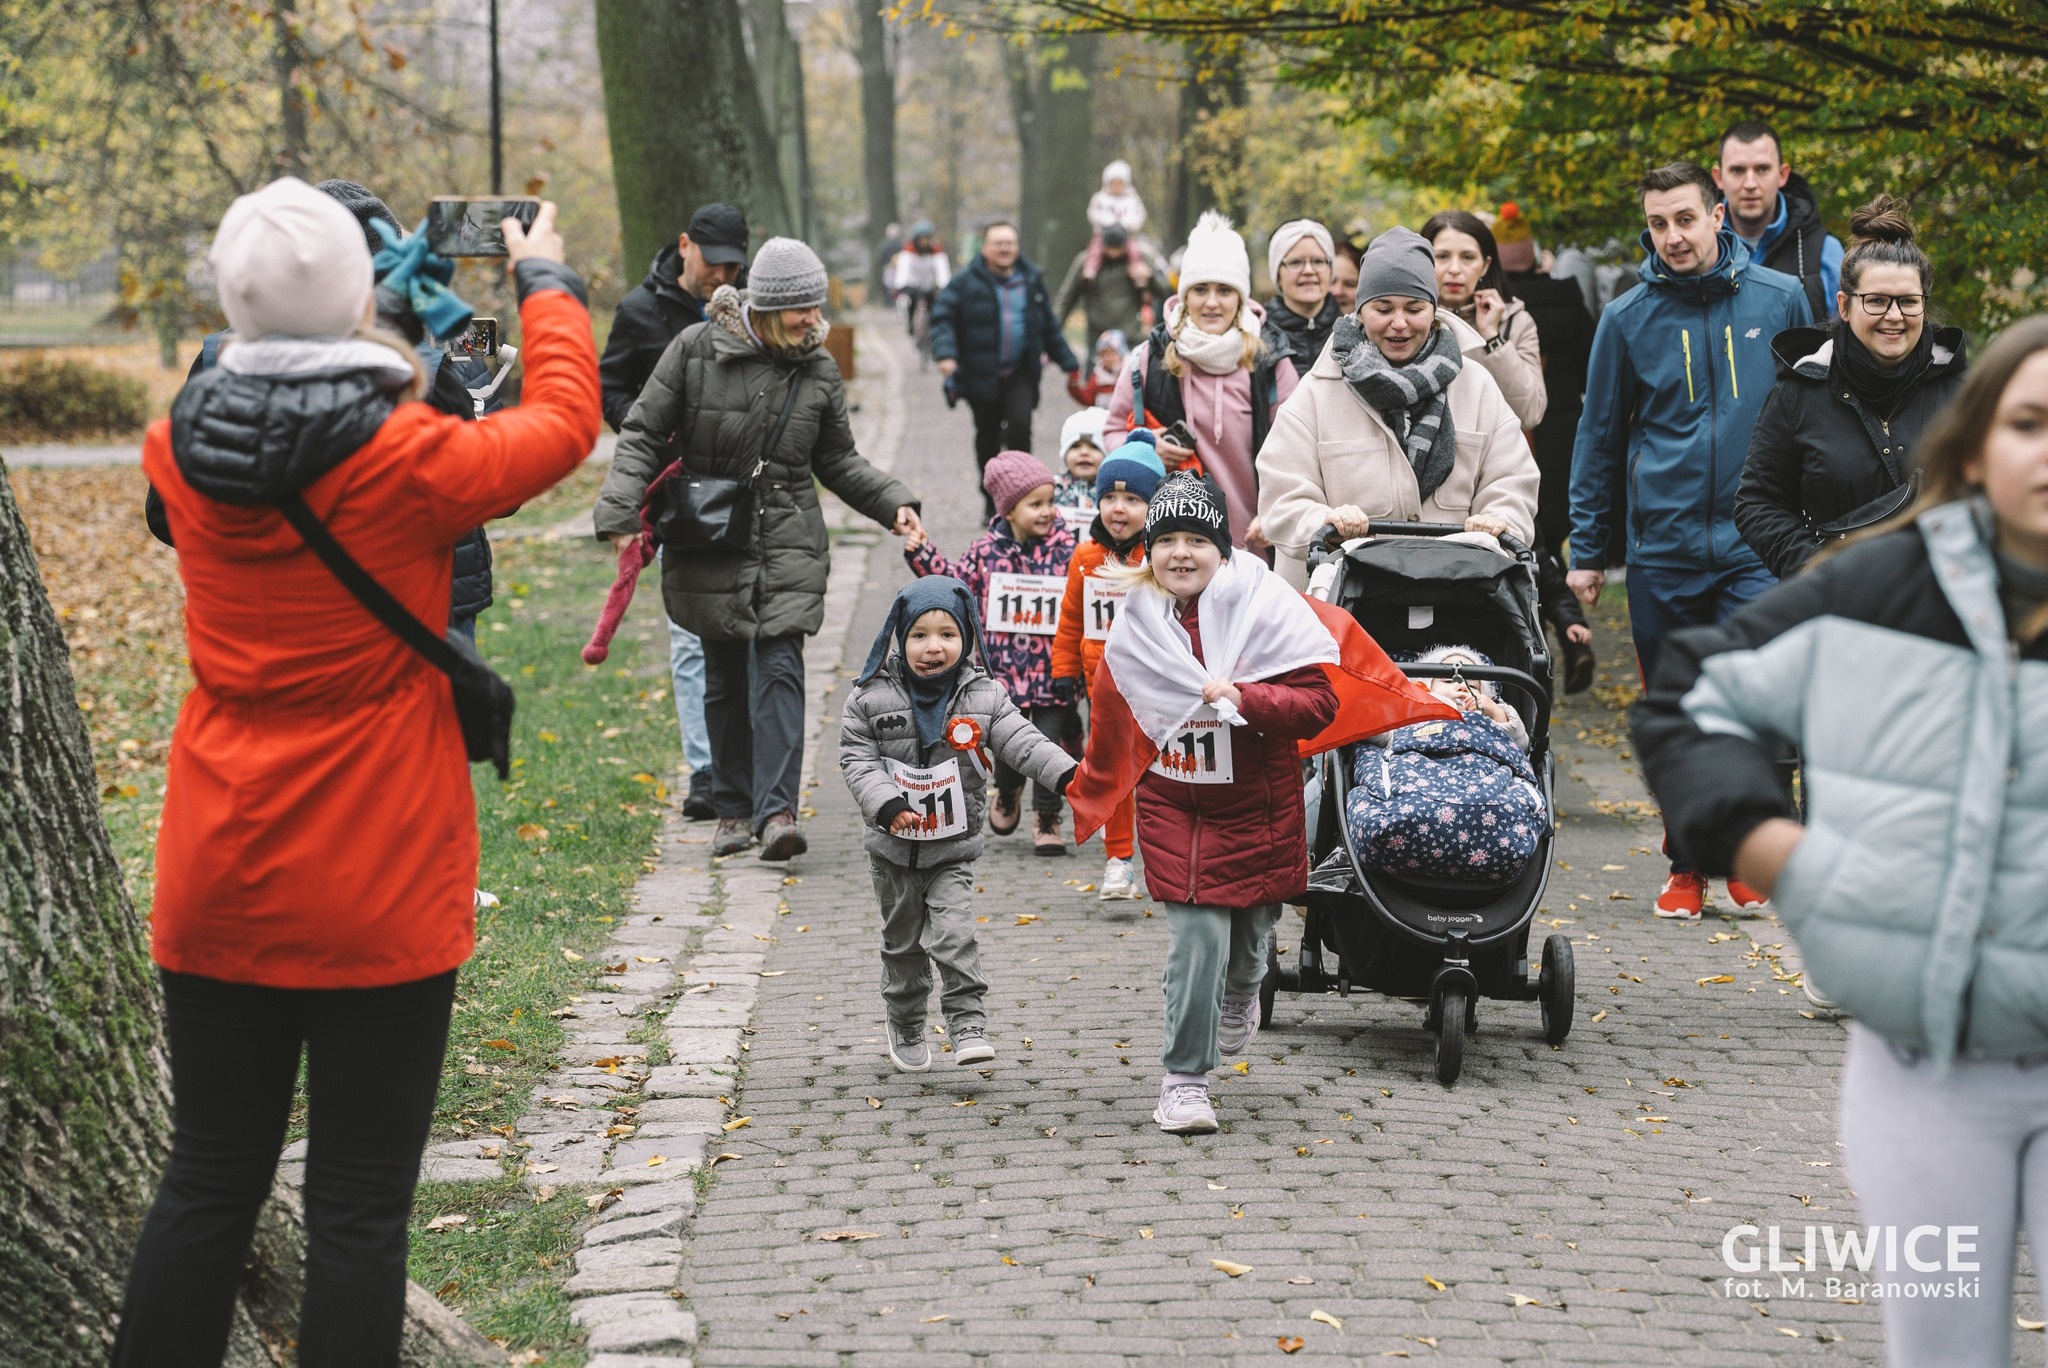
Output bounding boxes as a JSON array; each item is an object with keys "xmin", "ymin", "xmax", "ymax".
[
  {"xmin": 702, "ymin": 633, "xmax": 804, "ymax": 831},
  {"xmin": 870, "ymin": 857, "xmax": 988, "ymax": 1032},
  {"xmin": 1839, "ymin": 1022, "xmax": 2048, "ymax": 1367},
  {"xmin": 1161, "ymin": 901, "xmax": 1279, "ymax": 1076}
]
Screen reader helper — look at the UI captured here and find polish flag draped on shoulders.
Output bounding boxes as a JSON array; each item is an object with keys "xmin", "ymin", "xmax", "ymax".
[{"xmin": 1067, "ymin": 552, "xmax": 1456, "ymax": 841}]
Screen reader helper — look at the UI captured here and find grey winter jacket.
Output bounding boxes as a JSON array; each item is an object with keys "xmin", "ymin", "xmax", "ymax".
[
  {"xmin": 1634, "ymin": 500, "xmax": 2048, "ymax": 1068},
  {"xmin": 840, "ymin": 658, "xmax": 1075, "ymax": 868},
  {"xmin": 593, "ymin": 286, "xmax": 916, "ymax": 640}
]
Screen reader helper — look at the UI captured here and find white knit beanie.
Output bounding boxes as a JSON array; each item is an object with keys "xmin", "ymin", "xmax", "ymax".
[
  {"xmin": 1102, "ymin": 160, "xmax": 1133, "ymax": 189},
  {"xmin": 1059, "ymin": 405, "xmax": 1108, "ymax": 457},
  {"xmin": 208, "ymin": 176, "xmax": 373, "ymax": 340},
  {"xmin": 1176, "ymin": 211, "xmax": 1252, "ymax": 300},
  {"xmin": 1267, "ymin": 218, "xmax": 1335, "ymax": 289}
]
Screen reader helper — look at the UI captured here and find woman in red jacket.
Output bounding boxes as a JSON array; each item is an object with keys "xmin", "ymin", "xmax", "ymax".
[
  {"xmin": 115, "ymin": 178, "xmax": 600, "ymax": 1367},
  {"xmin": 1078, "ymin": 474, "xmax": 1338, "ymax": 1135}
]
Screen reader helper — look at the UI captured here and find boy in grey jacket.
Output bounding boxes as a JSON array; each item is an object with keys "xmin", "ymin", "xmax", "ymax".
[{"xmin": 842, "ymin": 577, "xmax": 1077, "ymax": 1072}]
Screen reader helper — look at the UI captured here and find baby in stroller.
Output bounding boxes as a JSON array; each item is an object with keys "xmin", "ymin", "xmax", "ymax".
[{"xmin": 1346, "ymin": 645, "xmax": 1545, "ymax": 885}]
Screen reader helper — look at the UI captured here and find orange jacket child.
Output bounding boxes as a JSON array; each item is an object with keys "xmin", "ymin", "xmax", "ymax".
[{"xmin": 1050, "ymin": 437, "xmax": 1165, "ymax": 896}]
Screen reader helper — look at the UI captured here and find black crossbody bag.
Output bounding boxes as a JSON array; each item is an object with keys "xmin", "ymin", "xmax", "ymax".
[
  {"xmin": 657, "ymin": 368, "xmax": 803, "ymax": 555},
  {"xmin": 278, "ymin": 493, "xmax": 514, "ymax": 779}
]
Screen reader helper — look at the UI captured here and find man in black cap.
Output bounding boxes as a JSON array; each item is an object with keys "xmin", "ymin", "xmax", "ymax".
[
  {"xmin": 599, "ymin": 203, "xmax": 749, "ymax": 432},
  {"xmin": 598, "ymin": 203, "xmax": 748, "ymax": 823}
]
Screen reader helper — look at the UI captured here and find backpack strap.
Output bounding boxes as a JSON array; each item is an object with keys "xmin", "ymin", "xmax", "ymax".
[{"xmin": 276, "ymin": 494, "xmax": 468, "ymax": 680}]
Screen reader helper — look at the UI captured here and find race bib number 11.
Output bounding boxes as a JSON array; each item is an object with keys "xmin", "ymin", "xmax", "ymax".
[
  {"xmin": 884, "ymin": 757, "xmax": 968, "ymax": 839},
  {"xmin": 986, "ymin": 571, "xmax": 1064, "ymax": 636},
  {"xmin": 1082, "ymin": 577, "xmax": 1126, "ymax": 642},
  {"xmin": 1150, "ymin": 707, "xmax": 1235, "ymax": 784}
]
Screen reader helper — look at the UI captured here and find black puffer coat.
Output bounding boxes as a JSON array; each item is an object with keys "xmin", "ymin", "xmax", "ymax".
[
  {"xmin": 929, "ymin": 255, "xmax": 1078, "ymax": 403},
  {"xmin": 1735, "ymin": 324, "xmax": 1967, "ymax": 579},
  {"xmin": 598, "ymin": 243, "xmax": 708, "ymax": 433},
  {"xmin": 592, "ymin": 287, "xmax": 917, "ymax": 640},
  {"xmin": 1262, "ymin": 294, "xmax": 1340, "ymax": 373}
]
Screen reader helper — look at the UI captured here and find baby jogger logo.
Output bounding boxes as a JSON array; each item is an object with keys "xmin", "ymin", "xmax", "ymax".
[{"xmin": 1720, "ymin": 1224, "xmax": 1982, "ymax": 1301}]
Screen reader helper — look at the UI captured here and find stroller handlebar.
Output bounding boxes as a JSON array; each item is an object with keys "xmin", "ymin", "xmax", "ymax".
[{"xmin": 1308, "ymin": 521, "xmax": 1533, "ymax": 565}]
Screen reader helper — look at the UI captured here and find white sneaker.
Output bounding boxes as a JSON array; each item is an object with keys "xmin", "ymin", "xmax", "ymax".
[
  {"xmin": 1153, "ymin": 1079, "xmax": 1218, "ymax": 1134},
  {"xmin": 1802, "ymin": 972, "xmax": 1841, "ymax": 1012},
  {"xmin": 1099, "ymin": 857, "xmax": 1138, "ymax": 900},
  {"xmin": 1217, "ymin": 994, "xmax": 1261, "ymax": 1056},
  {"xmin": 474, "ymin": 889, "xmax": 500, "ymax": 909}
]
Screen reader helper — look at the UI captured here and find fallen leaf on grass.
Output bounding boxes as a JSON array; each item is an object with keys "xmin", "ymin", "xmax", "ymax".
[
  {"xmin": 586, "ymin": 1188, "xmax": 624, "ymax": 1213},
  {"xmin": 1277, "ymin": 1337, "xmax": 1305, "ymax": 1354},
  {"xmin": 437, "ymin": 1279, "xmax": 460, "ymax": 1297},
  {"xmin": 426, "ymin": 1213, "xmax": 468, "ymax": 1231},
  {"xmin": 525, "ymin": 1161, "xmax": 558, "ymax": 1175},
  {"xmin": 1310, "ymin": 1309, "xmax": 1343, "ymax": 1329},
  {"xmin": 560, "ymin": 948, "xmax": 583, "ymax": 962},
  {"xmin": 533, "ymin": 1184, "xmax": 557, "ymax": 1201},
  {"xmin": 815, "ymin": 1230, "xmax": 881, "ymax": 1242},
  {"xmin": 516, "ymin": 823, "xmax": 547, "ymax": 841},
  {"xmin": 484, "ymin": 1037, "xmax": 515, "ymax": 1051},
  {"xmin": 1212, "ymin": 1260, "xmax": 1253, "ymax": 1277}
]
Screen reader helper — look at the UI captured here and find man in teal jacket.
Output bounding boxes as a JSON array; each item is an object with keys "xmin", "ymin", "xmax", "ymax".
[{"xmin": 1566, "ymin": 160, "xmax": 1812, "ymax": 919}]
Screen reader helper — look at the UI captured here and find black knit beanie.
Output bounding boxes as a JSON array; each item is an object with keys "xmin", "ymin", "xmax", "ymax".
[{"xmin": 1143, "ymin": 472, "xmax": 1232, "ymax": 558}]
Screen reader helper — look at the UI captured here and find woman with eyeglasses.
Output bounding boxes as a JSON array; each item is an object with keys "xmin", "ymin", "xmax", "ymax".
[
  {"xmin": 1262, "ymin": 219, "xmax": 1342, "ymax": 369},
  {"xmin": 1736, "ymin": 196, "xmax": 1968, "ymax": 578}
]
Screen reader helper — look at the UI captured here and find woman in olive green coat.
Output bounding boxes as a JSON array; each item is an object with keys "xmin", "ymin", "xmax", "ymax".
[{"xmin": 596, "ymin": 238, "xmax": 921, "ymax": 860}]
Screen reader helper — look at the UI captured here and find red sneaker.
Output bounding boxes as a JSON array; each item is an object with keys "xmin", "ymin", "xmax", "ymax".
[
  {"xmin": 1654, "ymin": 871, "xmax": 1706, "ymax": 920},
  {"xmin": 1724, "ymin": 879, "xmax": 1769, "ymax": 910}
]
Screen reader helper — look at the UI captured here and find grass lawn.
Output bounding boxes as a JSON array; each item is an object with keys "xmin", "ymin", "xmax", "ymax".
[{"xmin": 10, "ymin": 457, "xmax": 684, "ymax": 1364}]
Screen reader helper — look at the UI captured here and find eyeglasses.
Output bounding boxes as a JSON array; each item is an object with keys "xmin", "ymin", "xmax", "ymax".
[
  {"xmin": 1850, "ymin": 292, "xmax": 1926, "ymax": 317},
  {"xmin": 1279, "ymin": 256, "xmax": 1332, "ymax": 273}
]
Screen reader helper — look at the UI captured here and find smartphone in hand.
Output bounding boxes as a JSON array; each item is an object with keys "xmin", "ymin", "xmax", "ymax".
[{"xmin": 426, "ymin": 197, "xmax": 542, "ymax": 258}]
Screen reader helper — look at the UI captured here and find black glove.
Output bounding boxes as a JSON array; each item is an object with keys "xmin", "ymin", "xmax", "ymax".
[{"xmin": 1052, "ymin": 677, "xmax": 1078, "ymax": 706}]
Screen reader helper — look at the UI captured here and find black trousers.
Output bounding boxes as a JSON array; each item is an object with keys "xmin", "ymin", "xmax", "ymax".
[
  {"xmin": 702, "ymin": 633, "xmax": 806, "ymax": 830},
  {"xmin": 994, "ymin": 702, "xmax": 1076, "ymax": 816},
  {"xmin": 966, "ymin": 371, "xmax": 1039, "ymax": 518},
  {"xmin": 114, "ymin": 968, "xmax": 456, "ymax": 1368}
]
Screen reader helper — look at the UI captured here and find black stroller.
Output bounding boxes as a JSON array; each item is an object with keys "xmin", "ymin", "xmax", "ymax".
[{"xmin": 1262, "ymin": 522, "xmax": 1575, "ymax": 1084}]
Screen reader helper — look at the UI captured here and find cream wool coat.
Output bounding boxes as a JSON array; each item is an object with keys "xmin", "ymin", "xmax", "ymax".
[
  {"xmin": 1257, "ymin": 309, "xmax": 1539, "ymax": 588},
  {"xmin": 1471, "ymin": 298, "xmax": 1547, "ymax": 433}
]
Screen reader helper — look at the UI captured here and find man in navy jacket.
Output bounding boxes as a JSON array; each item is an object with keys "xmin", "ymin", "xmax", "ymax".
[
  {"xmin": 1567, "ymin": 160, "xmax": 1812, "ymax": 918},
  {"xmin": 931, "ymin": 220, "xmax": 1080, "ymax": 515}
]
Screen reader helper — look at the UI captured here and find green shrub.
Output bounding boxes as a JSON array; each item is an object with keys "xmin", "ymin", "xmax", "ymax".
[{"xmin": 0, "ymin": 355, "xmax": 148, "ymax": 442}]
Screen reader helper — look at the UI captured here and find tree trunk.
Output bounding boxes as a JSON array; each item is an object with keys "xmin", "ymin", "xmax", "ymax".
[
  {"xmin": 1030, "ymin": 33, "xmax": 1097, "ymax": 283},
  {"xmin": 0, "ymin": 466, "xmax": 504, "ymax": 1366},
  {"xmin": 1001, "ymin": 43, "xmax": 1041, "ymax": 260},
  {"xmin": 743, "ymin": 0, "xmax": 814, "ymax": 242},
  {"xmin": 854, "ymin": 0, "xmax": 899, "ymax": 246},
  {"xmin": 273, "ymin": 0, "xmax": 309, "ymax": 174},
  {"xmin": 595, "ymin": 0, "xmax": 794, "ymax": 281},
  {"xmin": 1168, "ymin": 41, "xmax": 1244, "ymax": 244}
]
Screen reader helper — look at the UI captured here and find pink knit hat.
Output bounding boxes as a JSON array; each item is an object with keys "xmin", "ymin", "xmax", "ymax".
[{"xmin": 982, "ymin": 449, "xmax": 1058, "ymax": 517}]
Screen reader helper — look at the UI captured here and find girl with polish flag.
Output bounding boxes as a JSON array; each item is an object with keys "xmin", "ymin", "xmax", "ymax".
[{"xmin": 1067, "ymin": 472, "xmax": 1455, "ymax": 1134}]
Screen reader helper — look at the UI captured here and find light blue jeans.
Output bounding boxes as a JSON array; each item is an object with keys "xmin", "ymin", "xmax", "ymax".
[
  {"xmin": 655, "ymin": 547, "xmax": 711, "ymax": 776},
  {"xmin": 667, "ymin": 618, "xmax": 711, "ymax": 774}
]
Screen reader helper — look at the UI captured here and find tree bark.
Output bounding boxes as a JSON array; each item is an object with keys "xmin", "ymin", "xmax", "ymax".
[
  {"xmin": 273, "ymin": 0, "xmax": 309, "ymax": 174},
  {"xmin": 1168, "ymin": 41, "xmax": 1244, "ymax": 244},
  {"xmin": 595, "ymin": 0, "xmax": 794, "ymax": 281},
  {"xmin": 743, "ymin": 0, "xmax": 814, "ymax": 242},
  {"xmin": 1005, "ymin": 35, "xmax": 1098, "ymax": 271},
  {"xmin": 0, "ymin": 465, "xmax": 504, "ymax": 1366},
  {"xmin": 854, "ymin": 0, "xmax": 899, "ymax": 247}
]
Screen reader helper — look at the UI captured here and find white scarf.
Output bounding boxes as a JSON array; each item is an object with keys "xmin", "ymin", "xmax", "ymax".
[
  {"xmin": 1103, "ymin": 551, "xmax": 1338, "ymax": 744},
  {"xmin": 1165, "ymin": 294, "xmax": 1260, "ymax": 377},
  {"xmin": 218, "ymin": 336, "xmax": 416, "ymax": 384}
]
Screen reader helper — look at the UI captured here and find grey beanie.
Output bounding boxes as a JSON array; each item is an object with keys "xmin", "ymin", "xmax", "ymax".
[
  {"xmin": 747, "ymin": 236, "xmax": 829, "ymax": 311},
  {"xmin": 1357, "ymin": 226, "xmax": 1438, "ymax": 306}
]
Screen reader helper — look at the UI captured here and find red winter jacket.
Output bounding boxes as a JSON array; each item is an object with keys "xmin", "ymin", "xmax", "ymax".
[{"xmin": 1133, "ymin": 599, "xmax": 1337, "ymax": 907}]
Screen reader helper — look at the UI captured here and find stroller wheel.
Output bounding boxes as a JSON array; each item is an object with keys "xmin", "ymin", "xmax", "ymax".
[
  {"xmin": 1539, "ymin": 934, "xmax": 1575, "ymax": 1045},
  {"xmin": 1259, "ymin": 939, "xmax": 1280, "ymax": 1028},
  {"xmin": 1434, "ymin": 988, "xmax": 1467, "ymax": 1086}
]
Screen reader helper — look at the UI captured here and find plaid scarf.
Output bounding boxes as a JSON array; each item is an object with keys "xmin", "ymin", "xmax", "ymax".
[{"xmin": 1330, "ymin": 316, "xmax": 1464, "ymax": 501}]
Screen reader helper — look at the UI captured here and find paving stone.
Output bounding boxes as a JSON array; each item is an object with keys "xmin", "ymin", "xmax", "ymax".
[
  {"xmin": 586, "ymin": 1207, "xmax": 692, "ymax": 1247},
  {"xmin": 417, "ymin": 1156, "xmax": 503, "ymax": 1183},
  {"xmin": 565, "ymin": 1263, "xmax": 681, "ymax": 1296},
  {"xmin": 576, "ymin": 1236, "xmax": 684, "ymax": 1272},
  {"xmin": 583, "ymin": 1356, "xmax": 694, "ymax": 1368}
]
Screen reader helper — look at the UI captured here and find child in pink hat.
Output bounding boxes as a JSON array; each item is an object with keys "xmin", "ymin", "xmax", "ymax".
[{"xmin": 904, "ymin": 450, "xmax": 1080, "ymax": 853}]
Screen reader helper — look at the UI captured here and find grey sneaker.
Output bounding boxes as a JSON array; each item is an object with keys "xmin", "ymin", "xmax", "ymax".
[
  {"xmin": 759, "ymin": 811, "xmax": 807, "ymax": 861},
  {"xmin": 712, "ymin": 817, "xmax": 752, "ymax": 858},
  {"xmin": 1217, "ymin": 993, "xmax": 1261, "ymax": 1056},
  {"xmin": 886, "ymin": 1022, "xmax": 931, "ymax": 1073},
  {"xmin": 1153, "ymin": 1080, "xmax": 1218, "ymax": 1135},
  {"xmin": 952, "ymin": 1029, "xmax": 995, "ymax": 1066}
]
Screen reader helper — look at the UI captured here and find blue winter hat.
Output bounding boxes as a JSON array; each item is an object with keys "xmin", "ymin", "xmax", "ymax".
[
  {"xmin": 1095, "ymin": 438, "xmax": 1166, "ymax": 501},
  {"xmin": 856, "ymin": 576, "xmax": 981, "ymax": 686}
]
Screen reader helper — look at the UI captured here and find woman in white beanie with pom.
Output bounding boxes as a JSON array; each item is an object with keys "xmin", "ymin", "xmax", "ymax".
[
  {"xmin": 1102, "ymin": 211, "xmax": 1299, "ymax": 548},
  {"xmin": 119, "ymin": 176, "xmax": 601, "ymax": 1364}
]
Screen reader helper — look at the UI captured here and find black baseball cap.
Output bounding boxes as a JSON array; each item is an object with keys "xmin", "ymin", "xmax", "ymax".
[
  {"xmin": 1101, "ymin": 224, "xmax": 1130, "ymax": 248},
  {"xmin": 686, "ymin": 204, "xmax": 748, "ymax": 265}
]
